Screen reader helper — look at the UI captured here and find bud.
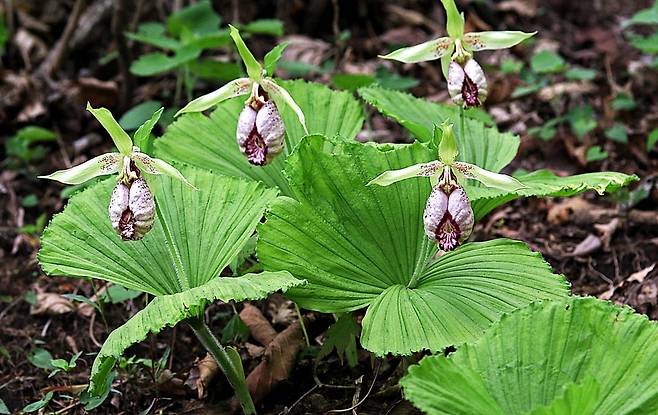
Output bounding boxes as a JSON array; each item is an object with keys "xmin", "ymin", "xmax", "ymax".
[
  {"xmin": 423, "ymin": 184, "xmax": 474, "ymax": 251},
  {"xmin": 108, "ymin": 177, "xmax": 155, "ymax": 240},
  {"xmin": 447, "ymin": 58, "xmax": 487, "ymax": 108},
  {"xmin": 237, "ymin": 100, "xmax": 285, "ymax": 166}
]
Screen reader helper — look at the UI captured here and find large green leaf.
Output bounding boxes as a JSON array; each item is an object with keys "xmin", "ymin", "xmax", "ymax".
[
  {"xmin": 468, "ymin": 169, "xmax": 639, "ymax": 220},
  {"xmin": 401, "ymin": 296, "xmax": 658, "ymax": 414},
  {"xmin": 358, "ymin": 86, "xmax": 516, "ymax": 173},
  {"xmin": 155, "ymin": 80, "xmax": 364, "ymax": 196},
  {"xmin": 39, "ymin": 166, "xmax": 278, "ymax": 295},
  {"xmin": 358, "ymin": 86, "xmax": 495, "ymax": 142},
  {"xmin": 257, "ymin": 135, "xmax": 569, "ymax": 355},
  {"xmin": 89, "ymin": 270, "xmax": 303, "ymax": 396},
  {"xmin": 39, "ymin": 166, "xmax": 304, "ymax": 398},
  {"xmin": 358, "ymin": 86, "xmax": 636, "ymax": 219}
]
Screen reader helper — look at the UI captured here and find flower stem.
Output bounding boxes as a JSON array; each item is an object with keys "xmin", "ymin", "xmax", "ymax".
[
  {"xmin": 187, "ymin": 316, "xmax": 257, "ymax": 415},
  {"xmin": 460, "ymin": 105, "xmax": 465, "ymax": 142}
]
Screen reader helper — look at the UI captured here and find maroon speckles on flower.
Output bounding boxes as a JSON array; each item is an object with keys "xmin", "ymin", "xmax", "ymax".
[
  {"xmin": 436, "ymin": 213, "xmax": 460, "ymax": 251},
  {"xmin": 461, "ymin": 73, "xmax": 480, "ymax": 107},
  {"xmin": 447, "ymin": 59, "xmax": 488, "ymax": 108},
  {"xmin": 244, "ymin": 126, "xmax": 268, "ymax": 166},
  {"xmin": 423, "ymin": 185, "xmax": 474, "ymax": 251},
  {"xmin": 109, "ymin": 177, "xmax": 155, "ymax": 240},
  {"xmin": 237, "ymin": 101, "xmax": 285, "ymax": 166}
]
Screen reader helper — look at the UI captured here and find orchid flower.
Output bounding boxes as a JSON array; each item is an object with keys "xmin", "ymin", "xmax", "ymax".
[
  {"xmin": 380, "ymin": 0, "xmax": 535, "ymax": 107},
  {"xmin": 176, "ymin": 25, "xmax": 308, "ymax": 166},
  {"xmin": 369, "ymin": 123, "xmax": 525, "ymax": 250},
  {"xmin": 40, "ymin": 104, "xmax": 194, "ymax": 240}
]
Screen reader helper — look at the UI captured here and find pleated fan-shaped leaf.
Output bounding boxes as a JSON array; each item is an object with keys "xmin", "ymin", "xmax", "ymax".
[
  {"xmin": 467, "ymin": 169, "xmax": 638, "ymax": 219},
  {"xmin": 39, "ymin": 166, "xmax": 279, "ymax": 294},
  {"xmin": 38, "ymin": 166, "xmax": 305, "ymax": 396},
  {"xmin": 155, "ymin": 79, "xmax": 364, "ymax": 196},
  {"xmin": 359, "ymin": 86, "xmax": 636, "ymax": 219},
  {"xmin": 257, "ymin": 134, "xmax": 570, "ymax": 355},
  {"xmin": 358, "ymin": 86, "xmax": 495, "ymax": 143},
  {"xmin": 89, "ymin": 270, "xmax": 302, "ymax": 396},
  {"xmin": 401, "ymin": 297, "xmax": 658, "ymax": 415}
]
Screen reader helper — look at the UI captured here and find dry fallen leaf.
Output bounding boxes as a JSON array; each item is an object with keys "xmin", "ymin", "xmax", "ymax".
[
  {"xmin": 547, "ymin": 198, "xmax": 593, "ymax": 224},
  {"xmin": 240, "ymin": 303, "xmax": 277, "ymax": 345},
  {"xmin": 628, "ymin": 264, "xmax": 656, "ymax": 284},
  {"xmin": 244, "ymin": 319, "xmax": 309, "ymax": 405},
  {"xmin": 185, "ymin": 353, "xmax": 219, "ymax": 399},
  {"xmin": 30, "ymin": 293, "xmax": 75, "ymax": 316},
  {"xmin": 567, "ymin": 234, "xmax": 602, "ymax": 257},
  {"xmin": 267, "ymin": 293, "xmax": 297, "ymax": 326},
  {"xmin": 497, "ymin": 0, "xmax": 538, "ymax": 17},
  {"xmin": 537, "ymin": 82, "xmax": 596, "ymax": 101},
  {"xmin": 599, "ymin": 264, "xmax": 656, "ymax": 301}
]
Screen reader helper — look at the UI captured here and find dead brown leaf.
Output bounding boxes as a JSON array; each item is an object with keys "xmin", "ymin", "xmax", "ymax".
[
  {"xmin": 30, "ymin": 293, "xmax": 75, "ymax": 316},
  {"xmin": 628, "ymin": 264, "xmax": 656, "ymax": 284},
  {"xmin": 156, "ymin": 369, "xmax": 187, "ymax": 397},
  {"xmin": 280, "ymin": 35, "xmax": 330, "ymax": 69},
  {"xmin": 244, "ymin": 319, "xmax": 309, "ymax": 405},
  {"xmin": 185, "ymin": 353, "xmax": 219, "ymax": 399},
  {"xmin": 497, "ymin": 0, "xmax": 538, "ymax": 17},
  {"xmin": 267, "ymin": 293, "xmax": 297, "ymax": 326},
  {"xmin": 537, "ymin": 82, "xmax": 597, "ymax": 101},
  {"xmin": 599, "ymin": 264, "xmax": 656, "ymax": 300},
  {"xmin": 566, "ymin": 234, "xmax": 602, "ymax": 257},
  {"xmin": 240, "ymin": 303, "xmax": 277, "ymax": 345},
  {"xmin": 547, "ymin": 198, "xmax": 592, "ymax": 224}
]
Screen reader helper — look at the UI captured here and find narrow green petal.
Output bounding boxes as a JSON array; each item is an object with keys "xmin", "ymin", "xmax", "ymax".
[
  {"xmin": 454, "ymin": 161, "xmax": 526, "ymax": 191},
  {"xmin": 379, "ymin": 37, "xmax": 454, "ymax": 64},
  {"xmin": 263, "ymin": 42, "xmax": 289, "ymax": 76},
  {"xmin": 131, "ymin": 153, "xmax": 197, "ymax": 189},
  {"xmin": 175, "ymin": 78, "xmax": 252, "ymax": 116},
  {"xmin": 39, "ymin": 153, "xmax": 121, "ymax": 185},
  {"xmin": 438, "ymin": 123, "xmax": 458, "ymax": 165},
  {"xmin": 229, "ymin": 24, "xmax": 262, "ymax": 81},
  {"xmin": 463, "ymin": 31, "xmax": 536, "ymax": 51},
  {"xmin": 87, "ymin": 103, "xmax": 133, "ymax": 156},
  {"xmin": 134, "ymin": 107, "xmax": 163, "ymax": 151},
  {"xmin": 441, "ymin": 0, "xmax": 464, "ymax": 38},
  {"xmin": 261, "ymin": 78, "xmax": 308, "ymax": 134},
  {"xmin": 368, "ymin": 160, "xmax": 443, "ymax": 187}
]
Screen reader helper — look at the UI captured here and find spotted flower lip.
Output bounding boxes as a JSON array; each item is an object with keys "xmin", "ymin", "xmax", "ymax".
[
  {"xmin": 237, "ymin": 100, "xmax": 285, "ymax": 166},
  {"xmin": 379, "ymin": 0, "xmax": 535, "ymax": 81},
  {"xmin": 40, "ymin": 103, "xmax": 194, "ymax": 241},
  {"xmin": 448, "ymin": 59, "xmax": 488, "ymax": 107},
  {"xmin": 424, "ymin": 184, "xmax": 474, "ymax": 251},
  {"xmin": 109, "ymin": 176, "xmax": 155, "ymax": 240},
  {"xmin": 368, "ymin": 122, "xmax": 527, "ymax": 250},
  {"xmin": 175, "ymin": 25, "xmax": 307, "ymax": 167}
]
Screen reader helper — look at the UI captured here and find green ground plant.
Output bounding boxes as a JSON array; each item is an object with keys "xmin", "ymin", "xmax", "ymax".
[{"xmin": 37, "ymin": 1, "xmax": 654, "ymax": 414}]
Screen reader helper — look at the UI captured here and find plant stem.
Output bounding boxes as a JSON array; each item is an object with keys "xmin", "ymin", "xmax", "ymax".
[
  {"xmin": 174, "ymin": 68, "xmax": 183, "ymax": 108},
  {"xmin": 188, "ymin": 316, "xmax": 257, "ymax": 415},
  {"xmin": 294, "ymin": 303, "xmax": 311, "ymax": 348},
  {"xmin": 460, "ymin": 105, "xmax": 465, "ymax": 141}
]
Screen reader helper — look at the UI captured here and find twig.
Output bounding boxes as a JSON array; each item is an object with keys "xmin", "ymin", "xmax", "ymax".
[
  {"xmin": 279, "ymin": 384, "xmax": 319, "ymax": 415},
  {"xmin": 40, "ymin": 0, "xmax": 87, "ymax": 77},
  {"xmin": 327, "ymin": 360, "xmax": 382, "ymax": 413},
  {"xmin": 89, "ymin": 312, "xmax": 103, "ymax": 348},
  {"xmin": 53, "ymin": 402, "xmax": 80, "ymax": 415},
  {"xmin": 112, "ymin": 0, "xmax": 134, "ymax": 111}
]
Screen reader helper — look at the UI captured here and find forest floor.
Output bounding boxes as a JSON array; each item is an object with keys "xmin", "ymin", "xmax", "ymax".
[{"xmin": 1, "ymin": 0, "xmax": 657, "ymax": 414}]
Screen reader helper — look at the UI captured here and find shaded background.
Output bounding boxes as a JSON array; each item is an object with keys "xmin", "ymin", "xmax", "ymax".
[{"xmin": 1, "ymin": 0, "xmax": 657, "ymax": 413}]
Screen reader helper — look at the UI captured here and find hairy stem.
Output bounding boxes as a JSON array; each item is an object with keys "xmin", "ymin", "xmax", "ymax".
[{"xmin": 188, "ymin": 316, "xmax": 257, "ymax": 415}]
